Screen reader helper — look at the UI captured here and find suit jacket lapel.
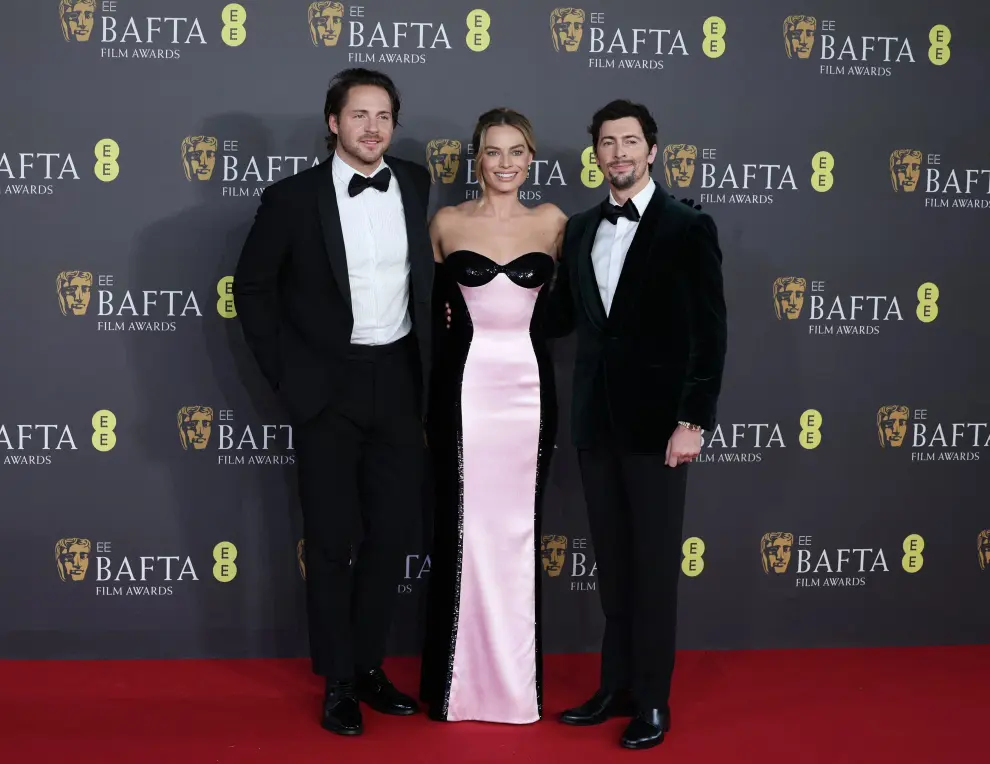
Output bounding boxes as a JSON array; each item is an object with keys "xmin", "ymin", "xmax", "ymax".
[
  {"xmin": 577, "ymin": 211, "xmax": 607, "ymax": 331},
  {"xmin": 607, "ymin": 185, "xmax": 671, "ymax": 328},
  {"xmin": 388, "ymin": 157, "xmax": 431, "ymax": 308},
  {"xmin": 316, "ymin": 160, "xmax": 352, "ymax": 310}
]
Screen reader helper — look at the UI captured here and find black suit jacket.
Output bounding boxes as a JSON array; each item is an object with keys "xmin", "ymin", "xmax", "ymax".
[
  {"xmin": 548, "ymin": 186, "xmax": 727, "ymax": 453},
  {"xmin": 233, "ymin": 155, "xmax": 433, "ymax": 425}
]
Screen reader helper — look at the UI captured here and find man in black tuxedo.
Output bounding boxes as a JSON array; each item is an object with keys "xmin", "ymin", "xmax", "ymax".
[
  {"xmin": 549, "ymin": 100, "xmax": 727, "ymax": 750},
  {"xmin": 233, "ymin": 68, "xmax": 433, "ymax": 736}
]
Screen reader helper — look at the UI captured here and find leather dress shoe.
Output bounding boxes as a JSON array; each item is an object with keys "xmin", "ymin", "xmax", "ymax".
[
  {"xmin": 560, "ymin": 689, "xmax": 636, "ymax": 726},
  {"xmin": 621, "ymin": 708, "xmax": 671, "ymax": 750},
  {"xmin": 355, "ymin": 668, "xmax": 419, "ymax": 715},
  {"xmin": 322, "ymin": 682, "xmax": 363, "ymax": 735}
]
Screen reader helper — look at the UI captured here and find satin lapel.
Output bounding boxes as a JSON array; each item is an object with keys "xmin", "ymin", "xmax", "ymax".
[
  {"xmin": 316, "ymin": 160, "xmax": 352, "ymax": 310},
  {"xmin": 606, "ymin": 187, "xmax": 671, "ymax": 329},
  {"xmin": 389, "ymin": 157, "xmax": 432, "ymax": 306},
  {"xmin": 576, "ymin": 211, "xmax": 607, "ymax": 330}
]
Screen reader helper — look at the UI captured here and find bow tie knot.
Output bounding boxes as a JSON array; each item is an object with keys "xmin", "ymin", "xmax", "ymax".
[
  {"xmin": 602, "ymin": 197, "xmax": 640, "ymax": 224},
  {"xmin": 348, "ymin": 168, "xmax": 391, "ymax": 197}
]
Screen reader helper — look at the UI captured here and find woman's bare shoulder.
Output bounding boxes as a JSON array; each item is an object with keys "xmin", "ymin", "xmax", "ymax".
[
  {"xmin": 531, "ymin": 202, "xmax": 568, "ymax": 223},
  {"xmin": 521, "ymin": 203, "xmax": 568, "ymax": 259},
  {"xmin": 431, "ymin": 201, "xmax": 478, "ymax": 229}
]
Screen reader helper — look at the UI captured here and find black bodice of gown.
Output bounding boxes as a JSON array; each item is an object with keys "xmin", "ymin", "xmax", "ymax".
[{"xmin": 445, "ymin": 250, "xmax": 555, "ymax": 289}]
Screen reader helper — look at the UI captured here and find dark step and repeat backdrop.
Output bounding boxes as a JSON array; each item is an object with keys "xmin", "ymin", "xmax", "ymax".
[{"xmin": 1, "ymin": 0, "xmax": 988, "ymax": 660}]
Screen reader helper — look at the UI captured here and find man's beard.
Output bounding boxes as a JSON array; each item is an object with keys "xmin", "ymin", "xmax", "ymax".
[
  {"xmin": 608, "ymin": 165, "xmax": 640, "ymax": 190},
  {"xmin": 342, "ymin": 133, "xmax": 387, "ymax": 163}
]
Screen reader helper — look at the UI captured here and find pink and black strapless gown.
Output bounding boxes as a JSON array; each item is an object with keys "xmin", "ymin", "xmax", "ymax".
[{"xmin": 420, "ymin": 250, "xmax": 557, "ymax": 724}]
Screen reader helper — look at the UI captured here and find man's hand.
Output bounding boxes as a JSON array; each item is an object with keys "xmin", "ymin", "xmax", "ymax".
[
  {"xmin": 672, "ymin": 194, "xmax": 703, "ymax": 211},
  {"xmin": 665, "ymin": 425, "xmax": 702, "ymax": 468}
]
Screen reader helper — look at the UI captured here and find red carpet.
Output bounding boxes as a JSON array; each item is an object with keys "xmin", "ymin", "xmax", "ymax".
[{"xmin": 1, "ymin": 647, "xmax": 983, "ymax": 763}]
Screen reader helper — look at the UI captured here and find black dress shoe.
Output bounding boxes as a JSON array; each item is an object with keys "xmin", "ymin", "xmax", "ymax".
[
  {"xmin": 322, "ymin": 682, "xmax": 363, "ymax": 736},
  {"xmin": 620, "ymin": 708, "xmax": 671, "ymax": 750},
  {"xmin": 559, "ymin": 689, "xmax": 636, "ymax": 726},
  {"xmin": 355, "ymin": 668, "xmax": 419, "ymax": 716}
]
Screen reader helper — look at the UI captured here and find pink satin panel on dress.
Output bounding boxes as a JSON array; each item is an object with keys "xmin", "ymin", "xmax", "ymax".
[{"xmin": 445, "ymin": 273, "xmax": 542, "ymax": 724}]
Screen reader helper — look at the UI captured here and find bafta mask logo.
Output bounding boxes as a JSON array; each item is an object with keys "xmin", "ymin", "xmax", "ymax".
[
  {"xmin": 297, "ymin": 539, "xmax": 306, "ymax": 580},
  {"xmin": 178, "ymin": 406, "xmax": 214, "ymax": 450},
  {"xmin": 541, "ymin": 535, "xmax": 567, "ymax": 577},
  {"xmin": 877, "ymin": 405, "xmax": 910, "ymax": 448},
  {"xmin": 890, "ymin": 149, "xmax": 923, "ymax": 193},
  {"xmin": 773, "ymin": 277, "xmax": 807, "ymax": 320},
  {"xmin": 761, "ymin": 532, "xmax": 793, "ymax": 574},
  {"xmin": 56, "ymin": 537, "xmax": 92, "ymax": 582},
  {"xmin": 59, "ymin": 0, "xmax": 96, "ymax": 43},
  {"xmin": 550, "ymin": 8, "xmax": 585, "ymax": 52},
  {"xmin": 662, "ymin": 144, "xmax": 697, "ymax": 188},
  {"xmin": 426, "ymin": 139, "xmax": 462, "ymax": 184},
  {"xmin": 783, "ymin": 15, "xmax": 816, "ymax": 59},
  {"xmin": 181, "ymin": 136, "xmax": 218, "ymax": 181},
  {"xmin": 57, "ymin": 270, "xmax": 93, "ymax": 316},
  {"xmin": 309, "ymin": 1, "xmax": 344, "ymax": 47},
  {"xmin": 979, "ymin": 530, "xmax": 990, "ymax": 571}
]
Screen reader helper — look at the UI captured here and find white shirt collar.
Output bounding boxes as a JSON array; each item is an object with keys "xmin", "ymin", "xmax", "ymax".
[
  {"xmin": 332, "ymin": 151, "xmax": 389, "ymax": 183},
  {"xmin": 609, "ymin": 178, "xmax": 656, "ymax": 217}
]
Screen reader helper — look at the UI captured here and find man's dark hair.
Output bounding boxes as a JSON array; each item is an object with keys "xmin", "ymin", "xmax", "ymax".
[
  {"xmin": 323, "ymin": 68, "xmax": 402, "ymax": 151},
  {"xmin": 587, "ymin": 99, "xmax": 658, "ymax": 167}
]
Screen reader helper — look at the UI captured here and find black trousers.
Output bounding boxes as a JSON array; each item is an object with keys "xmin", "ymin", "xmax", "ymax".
[
  {"xmin": 295, "ymin": 334, "xmax": 425, "ymax": 681},
  {"xmin": 577, "ymin": 441, "xmax": 689, "ymax": 709}
]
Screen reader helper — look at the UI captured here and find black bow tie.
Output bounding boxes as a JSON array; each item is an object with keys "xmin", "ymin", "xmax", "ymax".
[
  {"xmin": 601, "ymin": 197, "xmax": 640, "ymax": 224},
  {"xmin": 348, "ymin": 168, "xmax": 391, "ymax": 197}
]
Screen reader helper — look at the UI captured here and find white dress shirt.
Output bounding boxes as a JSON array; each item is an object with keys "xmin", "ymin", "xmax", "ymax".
[
  {"xmin": 590, "ymin": 179, "xmax": 657, "ymax": 315},
  {"xmin": 331, "ymin": 152, "xmax": 411, "ymax": 345}
]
